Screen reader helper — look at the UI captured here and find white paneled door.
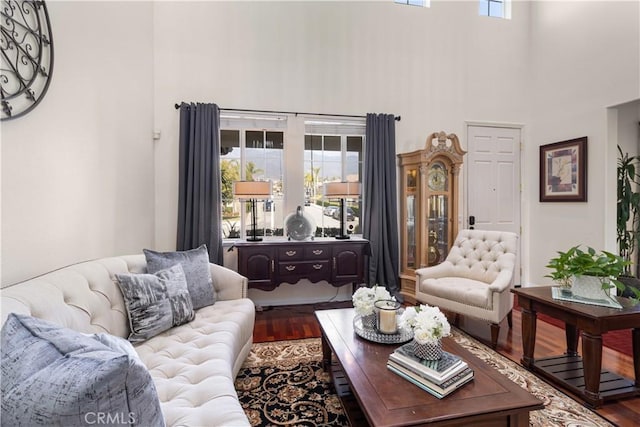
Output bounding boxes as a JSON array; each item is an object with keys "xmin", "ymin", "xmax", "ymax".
[{"xmin": 466, "ymin": 125, "xmax": 522, "ymax": 284}]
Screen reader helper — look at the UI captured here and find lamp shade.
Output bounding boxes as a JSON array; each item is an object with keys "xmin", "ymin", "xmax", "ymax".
[
  {"xmin": 233, "ymin": 181, "xmax": 272, "ymax": 199},
  {"xmin": 324, "ymin": 182, "xmax": 361, "ymax": 198}
]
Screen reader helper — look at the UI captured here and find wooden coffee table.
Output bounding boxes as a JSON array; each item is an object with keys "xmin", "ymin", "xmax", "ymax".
[
  {"xmin": 315, "ymin": 308, "xmax": 543, "ymax": 427},
  {"xmin": 512, "ymin": 285, "xmax": 640, "ymax": 409}
]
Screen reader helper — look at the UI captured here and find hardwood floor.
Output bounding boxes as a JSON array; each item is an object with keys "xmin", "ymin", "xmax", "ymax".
[{"xmin": 253, "ymin": 301, "xmax": 640, "ymax": 427}]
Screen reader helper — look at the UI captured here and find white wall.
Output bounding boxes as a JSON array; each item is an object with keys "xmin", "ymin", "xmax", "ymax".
[
  {"xmin": 1, "ymin": 1, "xmax": 155, "ymax": 286},
  {"xmin": 526, "ymin": 0, "xmax": 640, "ymax": 286},
  {"xmin": 152, "ymin": 0, "xmax": 531, "ymax": 304},
  {"xmin": 2, "ymin": 1, "xmax": 638, "ymax": 303}
]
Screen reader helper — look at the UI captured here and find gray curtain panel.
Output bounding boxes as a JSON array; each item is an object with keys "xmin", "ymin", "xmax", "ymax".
[
  {"xmin": 363, "ymin": 113, "xmax": 401, "ymax": 299},
  {"xmin": 177, "ymin": 102, "xmax": 223, "ymax": 264}
]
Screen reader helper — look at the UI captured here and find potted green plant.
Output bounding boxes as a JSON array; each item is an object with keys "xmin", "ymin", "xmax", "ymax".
[
  {"xmin": 617, "ymin": 144, "xmax": 640, "ymax": 297},
  {"xmin": 546, "ymin": 245, "xmax": 640, "ymax": 303},
  {"xmin": 225, "ymin": 221, "xmax": 240, "ymax": 239}
]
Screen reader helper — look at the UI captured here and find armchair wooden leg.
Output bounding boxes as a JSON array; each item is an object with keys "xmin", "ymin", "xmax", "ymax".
[
  {"xmin": 507, "ymin": 310, "xmax": 513, "ymax": 329},
  {"xmin": 490, "ymin": 323, "xmax": 500, "ymax": 350}
]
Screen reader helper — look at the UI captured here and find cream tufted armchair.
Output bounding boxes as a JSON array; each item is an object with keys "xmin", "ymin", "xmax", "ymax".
[{"xmin": 415, "ymin": 229, "xmax": 518, "ymax": 349}]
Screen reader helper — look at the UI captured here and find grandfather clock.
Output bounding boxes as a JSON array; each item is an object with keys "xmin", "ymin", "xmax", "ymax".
[{"xmin": 397, "ymin": 131, "xmax": 466, "ymax": 304}]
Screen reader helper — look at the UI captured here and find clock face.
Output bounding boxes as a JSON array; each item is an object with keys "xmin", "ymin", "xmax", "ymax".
[{"xmin": 428, "ymin": 167, "xmax": 446, "ymax": 191}]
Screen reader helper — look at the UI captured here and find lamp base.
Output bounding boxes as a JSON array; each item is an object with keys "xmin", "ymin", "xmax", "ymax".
[
  {"xmin": 246, "ymin": 237, "xmax": 263, "ymax": 242},
  {"xmin": 334, "ymin": 235, "xmax": 350, "ymax": 240}
]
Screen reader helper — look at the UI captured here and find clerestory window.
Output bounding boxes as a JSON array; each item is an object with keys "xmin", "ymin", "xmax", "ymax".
[
  {"xmin": 479, "ymin": 0, "xmax": 511, "ymax": 19},
  {"xmin": 394, "ymin": 0, "xmax": 430, "ymax": 7}
]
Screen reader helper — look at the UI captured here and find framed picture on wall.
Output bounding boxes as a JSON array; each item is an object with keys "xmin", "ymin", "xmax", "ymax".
[{"xmin": 539, "ymin": 137, "xmax": 587, "ymax": 202}]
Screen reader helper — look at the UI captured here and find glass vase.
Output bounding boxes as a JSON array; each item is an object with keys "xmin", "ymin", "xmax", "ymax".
[
  {"xmin": 361, "ymin": 313, "xmax": 376, "ymax": 330},
  {"xmin": 375, "ymin": 299, "xmax": 401, "ymax": 334}
]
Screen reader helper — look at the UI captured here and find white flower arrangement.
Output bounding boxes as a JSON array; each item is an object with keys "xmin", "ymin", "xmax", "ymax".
[
  {"xmin": 398, "ymin": 304, "xmax": 451, "ymax": 345},
  {"xmin": 352, "ymin": 285, "xmax": 394, "ymax": 317}
]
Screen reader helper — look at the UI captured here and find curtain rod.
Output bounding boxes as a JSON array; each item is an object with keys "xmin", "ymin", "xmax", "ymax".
[{"xmin": 174, "ymin": 103, "xmax": 401, "ymax": 121}]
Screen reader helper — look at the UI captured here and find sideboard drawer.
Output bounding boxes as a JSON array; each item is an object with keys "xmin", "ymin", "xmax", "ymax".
[
  {"xmin": 278, "ymin": 260, "xmax": 330, "ymax": 276},
  {"xmin": 304, "ymin": 246, "xmax": 329, "ymax": 259},
  {"xmin": 278, "ymin": 247, "xmax": 304, "ymax": 261}
]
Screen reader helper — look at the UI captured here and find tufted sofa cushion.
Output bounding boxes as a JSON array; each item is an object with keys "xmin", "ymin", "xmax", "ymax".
[
  {"xmin": 135, "ymin": 299, "xmax": 254, "ymax": 427},
  {"xmin": 1, "ymin": 255, "xmax": 254, "ymax": 427},
  {"xmin": 0, "ymin": 256, "xmax": 146, "ymax": 337}
]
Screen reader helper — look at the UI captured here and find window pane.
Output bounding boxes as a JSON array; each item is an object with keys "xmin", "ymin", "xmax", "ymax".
[
  {"xmin": 346, "ymin": 136, "xmax": 363, "ymax": 181},
  {"xmin": 480, "ymin": 0, "xmax": 505, "ymax": 18},
  {"xmin": 479, "ymin": 0, "xmax": 489, "ymax": 15},
  {"xmin": 489, "ymin": 1, "xmax": 503, "ymax": 18},
  {"xmin": 244, "ymin": 130, "xmax": 284, "ymax": 237},
  {"xmin": 221, "ymin": 130, "xmax": 241, "ymax": 238},
  {"xmin": 304, "ymin": 133, "xmax": 363, "ymax": 237},
  {"xmin": 304, "ymin": 135, "xmax": 322, "ymax": 201},
  {"xmin": 245, "ymin": 131, "xmax": 265, "ymax": 180}
]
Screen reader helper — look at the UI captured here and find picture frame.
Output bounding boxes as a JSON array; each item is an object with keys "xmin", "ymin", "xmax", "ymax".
[{"xmin": 539, "ymin": 137, "xmax": 587, "ymax": 202}]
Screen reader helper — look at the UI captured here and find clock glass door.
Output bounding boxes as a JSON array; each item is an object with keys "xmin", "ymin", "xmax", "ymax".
[
  {"xmin": 427, "ymin": 195, "xmax": 449, "ymax": 264},
  {"xmin": 405, "ymin": 168, "xmax": 418, "ymax": 269}
]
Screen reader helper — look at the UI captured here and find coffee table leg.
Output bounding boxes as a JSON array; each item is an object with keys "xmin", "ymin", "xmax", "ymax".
[
  {"xmin": 581, "ymin": 331, "xmax": 603, "ymax": 408},
  {"xmin": 520, "ymin": 307, "xmax": 537, "ymax": 368},
  {"xmin": 565, "ymin": 323, "xmax": 579, "ymax": 356},
  {"xmin": 320, "ymin": 332, "xmax": 331, "ymax": 372},
  {"xmin": 633, "ymin": 328, "xmax": 640, "ymax": 387}
]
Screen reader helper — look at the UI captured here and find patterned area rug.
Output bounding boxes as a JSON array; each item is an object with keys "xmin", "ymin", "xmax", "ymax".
[
  {"xmin": 236, "ymin": 331, "xmax": 614, "ymax": 427},
  {"xmin": 236, "ymin": 338, "xmax": 348, "ymax": 426}
]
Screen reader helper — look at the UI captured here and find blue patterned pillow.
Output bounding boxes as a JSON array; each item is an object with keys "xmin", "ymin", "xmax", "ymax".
[
  {"xmin": 0, "ymin": 313, "xmax": 165, "ymax": 426},
  {"xmin": 116, "ymin": 263, "xmax": 195, "ymax": 343},
  {"xmin": 144, "ymin": 245, "xmax": 216, "ymax": 309}
]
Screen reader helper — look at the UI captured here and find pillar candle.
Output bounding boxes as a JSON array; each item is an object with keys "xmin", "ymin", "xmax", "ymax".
[{"xmin": 377, "ymin": 302, "xmax": 398, "ymax": 334}]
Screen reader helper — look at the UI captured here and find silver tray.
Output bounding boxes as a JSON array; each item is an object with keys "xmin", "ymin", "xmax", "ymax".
[{"xmin": 353, "ymin": 314, "xmax": 414, "ymax": 344}]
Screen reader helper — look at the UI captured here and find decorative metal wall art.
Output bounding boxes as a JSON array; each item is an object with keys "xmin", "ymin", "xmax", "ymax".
[{"xmin": 1, "ymin": 0, "xmax": 54, "ymax": 121}]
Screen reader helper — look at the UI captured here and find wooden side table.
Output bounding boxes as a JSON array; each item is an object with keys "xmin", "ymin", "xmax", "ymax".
[{"xmin": 512, "ymin": 286, "xmax": 640, "ymax": 408}]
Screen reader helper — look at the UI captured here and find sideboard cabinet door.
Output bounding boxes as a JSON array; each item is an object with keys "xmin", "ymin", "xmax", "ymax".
[
  {"xmin": 332, "ymin": 244, "xmax": 364, "ymax": 286},
  {"xmin": 237, "ymin": 246, "xmax": 276, "ymax": 291}
]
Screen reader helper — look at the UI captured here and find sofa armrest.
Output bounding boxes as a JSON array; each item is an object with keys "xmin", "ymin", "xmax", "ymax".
[
  {"xmin": 487, "ymin": 269, "xmax": 515, "ymax": 293},
  {"xmin": 210, "ymin": 263, "xmax": 249, "ymax": 301},
  {"xmin": 416, "ymin": 261, "xmax": 456, "ymax": 282}
]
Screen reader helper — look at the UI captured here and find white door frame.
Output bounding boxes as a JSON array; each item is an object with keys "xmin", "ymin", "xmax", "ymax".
[{"xmin": 464, "ymin": 121, "xmax": 525, "ymax": 285}]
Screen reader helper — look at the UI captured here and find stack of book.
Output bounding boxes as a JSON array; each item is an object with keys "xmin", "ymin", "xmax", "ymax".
[{"xmin": 387, "ymin": 342, "xmax": 474, "ymax": 398}]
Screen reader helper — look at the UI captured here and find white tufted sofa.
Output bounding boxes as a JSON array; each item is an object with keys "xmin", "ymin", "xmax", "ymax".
[
  {"xmin": 415, "ymin": 229, "xmax": 518, "ymax": 349},
  {"xmin": 1, "ymin": 255, "xmax": 255, "ymax": 427}
]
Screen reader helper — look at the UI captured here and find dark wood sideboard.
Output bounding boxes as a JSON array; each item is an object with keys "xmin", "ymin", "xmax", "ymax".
[{"xmin": 233, "ymin": 238, "xmax": 370, "ymax": 291}]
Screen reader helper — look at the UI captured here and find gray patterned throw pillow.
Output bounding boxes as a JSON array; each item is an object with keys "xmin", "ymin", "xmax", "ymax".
[
  {"xmin": 143, "ymin": 245, "xmax": 216, "ymax": 309},
  {"xmin": 0, "ymin": 313, "xmax": 165, "ymax": 427},
  {"xmin": 116, "ymin": 263, "xmax": 195, "ymax": 343}
]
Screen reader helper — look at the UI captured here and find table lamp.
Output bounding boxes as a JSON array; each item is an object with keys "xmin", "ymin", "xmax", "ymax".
[
  {"xmin": 324, "ymin": 181, "xmax": 361, "ymax": 239},
  {"xmin": 233, "ymin": 181, "xmax": 272, "ymax": 242}
]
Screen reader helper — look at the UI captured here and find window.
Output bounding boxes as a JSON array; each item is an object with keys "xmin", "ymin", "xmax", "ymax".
[
  {"xmin": 394, "ymin": 0, "xmax": 429, "ymax": 7},
  {"xmin": 220, "ymin": 114, "xmax": 286, "ymax": 239},
  {"xmin": 479, "ymin": 0, "xmax": 510, "ymax": 19},
  {"xmin": 304, "ymin": 119, "xmax": 364, "ymax": 237},
  {"xmin": 220, "ymin": 114, "xmax": 365, "ymax": 240}
]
